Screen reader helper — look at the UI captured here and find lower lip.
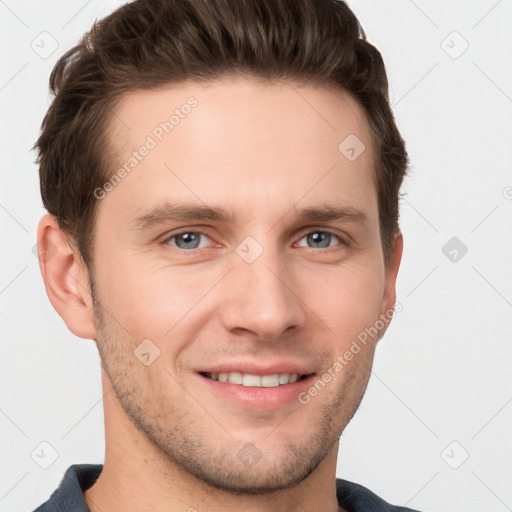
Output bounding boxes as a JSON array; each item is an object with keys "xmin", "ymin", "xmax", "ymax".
[{"xmin": 197, "ymin": 373, "xmax": 316, "ymax": 411}]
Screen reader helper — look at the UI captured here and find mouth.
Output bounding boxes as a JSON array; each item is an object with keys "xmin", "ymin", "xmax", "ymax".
[
  {"xmin": 199, "ymin": 371, "xmax": 311, "ymax": 387},
  {"xmin": 195, "ymin": 362, "xmax": 316, "ymax": 411},
  {"xmin": 196, "ymin": 369, "xmax": 316, "ymax": 411}
]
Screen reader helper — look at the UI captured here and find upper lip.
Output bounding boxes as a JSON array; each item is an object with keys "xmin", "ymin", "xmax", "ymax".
[{"xmin": 197, "ymin": 361, "xmax": 315, "ymax": 376}]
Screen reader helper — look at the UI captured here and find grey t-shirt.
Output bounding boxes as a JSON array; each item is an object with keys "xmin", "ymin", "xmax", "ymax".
[{"xmin": 31, "ymin": 464, "xmax": 421, "ymax": 512}]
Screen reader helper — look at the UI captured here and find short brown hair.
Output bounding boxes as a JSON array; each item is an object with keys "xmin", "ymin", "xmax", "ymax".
[{"xmin": 34, "ymin": 0, "xmax": 408, "ymax": 273}]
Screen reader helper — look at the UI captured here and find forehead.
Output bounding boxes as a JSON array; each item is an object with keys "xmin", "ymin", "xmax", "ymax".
[{"xmin": 101, "ymin": 77, "xmax": 377, "ymax": 228}]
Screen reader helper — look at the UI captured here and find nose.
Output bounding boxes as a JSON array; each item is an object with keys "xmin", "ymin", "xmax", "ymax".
[{"xmin": 219, "ymin": 245, "xmax": 307, "ymax": 341}]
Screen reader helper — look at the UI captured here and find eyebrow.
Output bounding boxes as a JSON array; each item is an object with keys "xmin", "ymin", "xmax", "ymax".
[{"xmin": 129, "ymin": 201, "xmax": 369, "ymax": 230}]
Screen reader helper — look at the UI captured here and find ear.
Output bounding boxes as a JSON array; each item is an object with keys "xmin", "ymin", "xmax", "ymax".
[
  {"xmin": 36, "ymin": 213, "xmax": 97, "ymax": 340},
  {"xmin": 378, "ymin": 231, "xmax": 404, "ymax": 339}
]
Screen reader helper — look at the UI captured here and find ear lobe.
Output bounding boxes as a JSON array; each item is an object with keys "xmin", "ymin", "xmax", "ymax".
[{"xmin": 36, "ymin": 213, "xmax": 97, "ymax": 340}]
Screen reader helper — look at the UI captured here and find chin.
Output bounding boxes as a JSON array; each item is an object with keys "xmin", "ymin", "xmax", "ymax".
[{"xmin": 180, "ymin": 447, "xmax": 323, "ymax": 495}]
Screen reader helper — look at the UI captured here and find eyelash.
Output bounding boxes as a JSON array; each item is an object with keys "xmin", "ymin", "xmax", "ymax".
[{"xmin": 161, "ymin": 229, "xmax": 347, "ymax": 254}]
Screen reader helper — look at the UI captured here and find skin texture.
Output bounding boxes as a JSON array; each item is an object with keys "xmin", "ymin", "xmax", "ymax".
[{"xmin": 37, "ymin": 77, "xmax": 403, "ymax": 512}]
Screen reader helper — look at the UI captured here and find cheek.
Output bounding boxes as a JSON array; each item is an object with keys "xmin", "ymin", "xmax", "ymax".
[
  {"xmin": 94, "ymin": 239, "xmax": 385, "ymax": 347},
  {"xmin": 95, "ymin": 257, "xmax": 216, "ymax": 340},
  {"xmin": 310, "ymin": 264, "xmax": 385, "ymax": 341}
]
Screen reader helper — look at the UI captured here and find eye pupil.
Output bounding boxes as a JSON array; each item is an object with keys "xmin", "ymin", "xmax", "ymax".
[
  {"xmin": 176, "ymin": 232, "xmax": 200, "ymax": 249},
  {"xmin": 169, "ymin": 231, "xmax": 339, "ymax": 252},
  {"xmin": 307, "ymin": 232, "xmax": 331, "ymax": 248}
]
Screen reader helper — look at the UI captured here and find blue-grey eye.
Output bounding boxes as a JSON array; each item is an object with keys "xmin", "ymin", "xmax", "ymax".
[
  {"xmin": 169, "ymin": 232, "xmax": 209, "ymax": 250},
  {"xmin": 297, "ymin": 231, "xmax": 341, "ymax": 249}
]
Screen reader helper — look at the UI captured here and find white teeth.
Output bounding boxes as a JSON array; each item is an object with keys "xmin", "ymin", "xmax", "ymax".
[
  {"xmin": 243, "ymin": 374, "xmax": 261, "ymax": 387},
  {"xmin": 279, "ymin": 374, "xmax": 289, "ymax": 384},
  {"xmin": 261, "ymin": 374, "xmax": 280, "ymax": 387},
  {"xmin": 206, "ymin": 372, "xmax": 302, "ymax": 387},
  {"xmin": 228, "ymin": 371, "xmax": 243, "ymax": 385}
]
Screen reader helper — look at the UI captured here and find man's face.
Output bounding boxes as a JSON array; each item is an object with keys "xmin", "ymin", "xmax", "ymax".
[{"xmin": 88, "ymin": 77, "xmax": 399, "ymax": 492}]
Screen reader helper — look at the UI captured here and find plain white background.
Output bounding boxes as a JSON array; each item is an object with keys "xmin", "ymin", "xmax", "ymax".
[{"xmin": 0, "ymin": 1, "xmax": 511, "ymax": 511}]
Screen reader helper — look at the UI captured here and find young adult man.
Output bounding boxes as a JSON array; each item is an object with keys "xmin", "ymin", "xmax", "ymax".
[{"xmin": 33, "ymin": 0, "xmax": 416, "ymax": 510}]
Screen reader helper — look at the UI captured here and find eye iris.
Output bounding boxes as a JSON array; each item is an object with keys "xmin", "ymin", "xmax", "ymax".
[
  {"xmin": 308, "ymin": 232, "xmax": 331, "ymax": 248},
  {"xmin": 172, "ymin": 232, "xmax": 334, "ymax": 250},
  {"xmin": 176, "ymin": 233, "xmax": 200, "ymax": 249}
]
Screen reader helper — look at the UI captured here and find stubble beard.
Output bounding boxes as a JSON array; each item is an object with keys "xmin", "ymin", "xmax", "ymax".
[{"xmin": 90, "ymin": 285, "xmax": 374, "ymax": 495}]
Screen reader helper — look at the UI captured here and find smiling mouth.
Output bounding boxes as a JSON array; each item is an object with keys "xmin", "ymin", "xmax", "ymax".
[{"xmin": 200, "ymin": 371, "xmax": 311, "ymax": 388}]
